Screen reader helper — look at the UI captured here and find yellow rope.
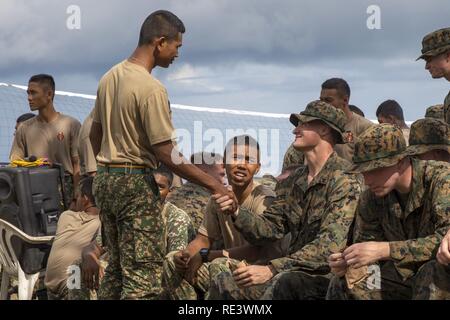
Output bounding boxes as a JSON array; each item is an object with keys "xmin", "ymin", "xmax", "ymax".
[{"xmin": 10, "ymin": 158, "xmax": 50, "ymax": 168}]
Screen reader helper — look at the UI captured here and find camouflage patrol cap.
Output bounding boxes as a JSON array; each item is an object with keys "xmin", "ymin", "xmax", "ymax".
[
  {"xmin": 289, "ymin": 100, "xmax": 347, "ymax": 144},
  {"xmin": 417, "ymin": 27, "xmax": 450, "ymax": 60},
  {"xmin": 407, "ymin": 118, "xmax": 450, "ymax": 156},
  {"xmin": 350, "ymin": 124, "xmax": 415, "ymax": 173},
  {"xmin": 425, "ymin": 104, "xmax": 444, "ymax": 119}
]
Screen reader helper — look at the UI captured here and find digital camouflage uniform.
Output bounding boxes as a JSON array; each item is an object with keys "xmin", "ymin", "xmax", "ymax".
[
  {"xmin": 445, "ymin": 92, "xmax": 450, "ymax": 125},
  {"xmin": 408, "ymin": 117, "xmax": 450, "ymax": 157},
  {"xmin": 425, "ymin": 104, "xmax": 444, "ymax": 120},
  {"xmin": 327, "ymin": 124, "xmax": 450, "ymax": 300},
  {"xmin": 166, "ymin": 182, "xmax": 211, "ymax": 233},
  {"xmin": 207, "ymin": 101, "xmax": 363, "ymax": 300},
  {"xmin": 417, "ymin": 27, "xmax": 450, "ymax": 125},
  {"xmin": 93, "ymin": 172, "xmax": 165, "ymax": 300}
]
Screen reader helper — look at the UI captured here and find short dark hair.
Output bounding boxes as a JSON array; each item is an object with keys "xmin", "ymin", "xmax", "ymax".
[
  {"xmin": 138, "ymin": 10, "xmax": 185, "ymax": 46},
  {"xmin": 349, "ymin": 105, "xmax": 365, "ymax": 117},
  {"xmin": 224, "ymin": 135, "xmax": 261, "ymax": 164},
  {"xmin": 29, "ymin": 74, "xmax": 55, "ymax": 98},
  {"xmin": 321, "ymin": 78, "xmax": 351, "ymax": 98},
  {"xmin": 190, "ymin": 152, "xmax": 223, "ymax": 166},
  {"xmin": 16, "ymin": 113, "xmax": 36, "ymax": 123},
  {"xmin": 376, "ymin": 100, "xmax": 405, "ymax": 121},
  {"xmin": 80, "ymin": 176, "xmax": 95, "ymax": 205},
  {"xmin": 154, "ymin": 164, "xmax": 174, "ymax": 185}
]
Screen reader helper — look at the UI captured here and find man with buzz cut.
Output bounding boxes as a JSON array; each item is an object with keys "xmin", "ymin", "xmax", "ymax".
[
  {"xmin": 327, "ymin": 124, "xmax": 450, "ymax": 300},
  {"xmin": 319, "ymin": 78, "xmax": 373, "ymax": 162},
  {"xmin": 209, "ymin": 100, "xmax": 362, "ymax": 300},
  {"xmin": 417, "ymin": 27, "xmax": 450, "ymax": 124}
]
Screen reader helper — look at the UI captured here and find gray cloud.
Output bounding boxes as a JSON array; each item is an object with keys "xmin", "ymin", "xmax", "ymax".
[{"xmin": 0, "ymin": 0, "xmax": 449, "ymax": 120}]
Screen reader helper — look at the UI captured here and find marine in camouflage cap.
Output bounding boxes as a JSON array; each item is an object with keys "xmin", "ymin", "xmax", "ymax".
[
  {"xmin": 350, "ymin": 123, "xmax": 416, "ymax": 173},
  {"xmin": 408, "ymin": 118, "xmax": 450, "ymax": 156},
  {"xmin": 289, "ymin": 100, "xmax": 347, "ymax": 144},
  {"xmin": 425, "ymin": 104, "xmax": 444, "ymax": 119},
  {"xmin": 417, "ymin": 27, "xmax": 450, "ymax": 60}
]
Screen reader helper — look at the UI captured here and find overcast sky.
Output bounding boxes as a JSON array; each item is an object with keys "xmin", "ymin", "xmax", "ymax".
[{"xmin": 1, "ymin": 0, "xmax": 449, "ymax": 120}]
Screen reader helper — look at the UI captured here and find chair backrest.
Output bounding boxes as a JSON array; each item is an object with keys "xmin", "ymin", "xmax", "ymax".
[{"xmin": 0, "ymin": 219, "xmax": 53, "ymax": 275}]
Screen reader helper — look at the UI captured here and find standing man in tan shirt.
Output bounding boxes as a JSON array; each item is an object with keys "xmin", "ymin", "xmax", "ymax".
[
  {"xmin": 10, "ymin": 74, "xmax": 81, "ymax": 209},
  {"xmin": 89, "ymin": 10, "xmax": 236, "ymax": 300},
  {"xmin": 320, "ymin": 78, "xmax": 373, "ymax": 162}
]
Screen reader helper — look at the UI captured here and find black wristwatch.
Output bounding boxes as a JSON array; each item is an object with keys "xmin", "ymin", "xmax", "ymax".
[{"xmin": 199, "ymin": 248, "xmax": 210, "ymax": 263}]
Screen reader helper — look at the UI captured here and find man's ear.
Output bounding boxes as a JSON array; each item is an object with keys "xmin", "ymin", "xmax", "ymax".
[{"xmin": 154, "ymin": 36, "xmax": 167, "ymax": 50}]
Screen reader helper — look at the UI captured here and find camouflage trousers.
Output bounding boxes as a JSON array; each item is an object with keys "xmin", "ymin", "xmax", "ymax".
[
  {"xmin": 206, "ymin": 258, "xmax": 275, "ymax": 300},
  {"xmin": 162, "ymin": 251, "xmax": 211, "ymax": 300},
  {"xmin": 93, "ymin": 172, "xmax": 165, "ymax": 300},
  {"xmin": 326, "ymin": 260, "xmax": 450, "ymax": 300}
]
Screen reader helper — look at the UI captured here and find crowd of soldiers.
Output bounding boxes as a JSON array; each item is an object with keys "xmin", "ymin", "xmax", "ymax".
[{"xmin": 4, "ymin": 10, "xmax": 450, "ymax": 300}]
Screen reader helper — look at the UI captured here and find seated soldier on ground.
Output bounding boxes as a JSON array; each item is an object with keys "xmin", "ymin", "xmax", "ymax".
[
  {"xmin": 163, "ymin": 135, "xmax": 289, "ymax": 300},
  {"xmin": 68, "ymin": 165, "xmax": 195, "ymax": 300},
  {"xmin": 207, "ymin": 101, "xmax": 362, "ymax": 300},
  {"xmin": 327, "ymin": 124, "xmax": 450, "ymax": 300},
  {"xmin": 45, "ymin": 176, "xmax": 101, "ymax": 300},
  {"xmin": 376, "ymin": 99, "xmax": 410, "ymax": 144},
  {"xmin": 437, "ymin": 229, "xmax": 450, "ymax": 267},
  {"xmin": 407, "ymin": 117, "xmax": 450, "ymax": 162},
  {"xmin": 166, "ymin": 152, "xmax": 226, "ymax": 232}
]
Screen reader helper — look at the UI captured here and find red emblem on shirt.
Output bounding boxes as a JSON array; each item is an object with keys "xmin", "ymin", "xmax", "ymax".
[
  {"xmin": 345, "ymin": 131, "xmax": 354, "ymax": 143},
  {"xmin": 57, "ymin": 132, "xmax": 65, "ymax": 141}
]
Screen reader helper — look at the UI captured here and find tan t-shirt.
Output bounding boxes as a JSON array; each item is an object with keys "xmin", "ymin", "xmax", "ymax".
[
  {"xmin": 334, "ymin": 112, "xmax": 373, "ymax": 163},
  {"xmin": 78, "ymin": 110, "xmax": 97, "ymax": 175},
  {"xmin": 92, "ymin": 60, "xmax": 175, "ymax": 169},
  {"xmin": 10, "ymin": 113, "xmax": 81, "ymax": 174},
  {"xmin": 44, "ymin": 210, "xmax": 100, "ymax": 295},
  {"xmin": 199, "ymin": 183, "xmax": 289, "ymax": 263}
]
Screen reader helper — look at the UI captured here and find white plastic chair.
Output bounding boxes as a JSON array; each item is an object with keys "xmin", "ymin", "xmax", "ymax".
[{"xmin": 0, "ymin": 219, "xmax": 53, "ymax": 300}]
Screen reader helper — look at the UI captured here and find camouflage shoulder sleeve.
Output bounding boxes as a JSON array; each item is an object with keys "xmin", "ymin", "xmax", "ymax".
[
  {"xmin": 353, "ymin": 189, "xmax": 385, "ymax": 243},
  {"xmin": 269, "ymin": 172, "xmax": 362, "ymax": 274},
  {"xmin": 389, "ymin": 169, "xmax": 450, "ymax": 275},
  {"xmin": 165, "ymin": 202, "xmax": 195, "ymax": 252},
  {"xmin": 234, "ymin": 192, "xmax": 292, "ymax": 246}
]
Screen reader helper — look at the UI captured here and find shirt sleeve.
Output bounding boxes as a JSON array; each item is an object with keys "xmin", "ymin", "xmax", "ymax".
[
  {"xmin": 9, "ymin": 126, "xmax": 26, "ymax": 161},
  {"xmin": 353, "ymin": 190, "xmax": 386, "ymax": 243},
  {"xmin": 139, "ymin": 88, "xmax": 175, "ymax": 146},
  {"xmin": 92, "ymin": 89, "xmax": 101, "ymax": 124}
]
